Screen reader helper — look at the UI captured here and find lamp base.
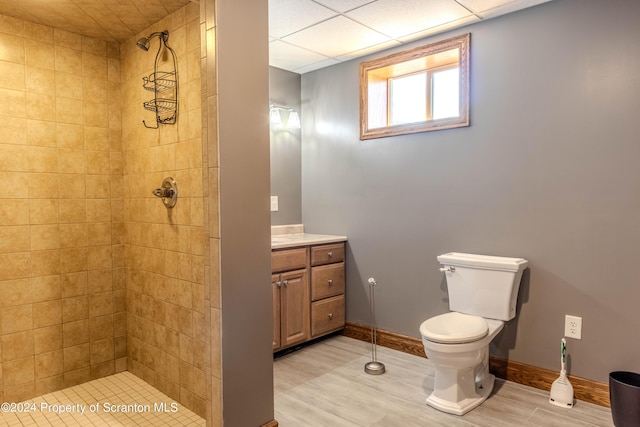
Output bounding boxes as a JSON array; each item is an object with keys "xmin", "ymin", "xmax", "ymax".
[{"xmin": 365, "ymin": 361, "xmax": 386, "ymax": 375}]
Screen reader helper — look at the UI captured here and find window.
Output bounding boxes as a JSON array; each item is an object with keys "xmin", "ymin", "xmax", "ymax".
[{"xmin": 359, "ymin": 33, "xmax": 470, "ymax": 140}]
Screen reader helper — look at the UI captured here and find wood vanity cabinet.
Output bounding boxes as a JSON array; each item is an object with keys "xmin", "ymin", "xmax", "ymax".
[
  {"xmin": 310, "ymin": 243, "xmax": 345, "ymax": 337},
  {"xmin": 272, "ymin": 242, "xmax": 346, "ymax": 352},
  {"xmin": 272, "ymin": 248, "xmax": 310, "ymax": 351}
]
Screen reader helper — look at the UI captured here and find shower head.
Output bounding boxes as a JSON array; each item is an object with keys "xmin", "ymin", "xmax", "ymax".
[
  {"xmin": 136, "ymin": 37, "xmax": 150, "ymax": 51},
  {"xmin": 135, "ymin": 30, "xmax": 169, "ymax": 51}
]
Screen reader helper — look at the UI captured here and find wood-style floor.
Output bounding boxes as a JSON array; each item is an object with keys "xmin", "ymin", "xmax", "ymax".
[{"xmin": 273, "ymin": 335, "xmax": 614, "ymax": 427}]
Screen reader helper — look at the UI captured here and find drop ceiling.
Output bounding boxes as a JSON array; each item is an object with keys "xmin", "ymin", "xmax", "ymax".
[
  {"xmin": 0, "ymin": 0, "xmax": 551, "ymax": 75},
  {"xmin": 269, "ymin": 0, "xmax": 553, "ymax": 74}
]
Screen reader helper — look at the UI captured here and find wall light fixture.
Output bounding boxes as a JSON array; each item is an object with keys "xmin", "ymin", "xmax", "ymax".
[{"xmin": 270, "ymin": 104, "xmax": 300, "ymax": 129}]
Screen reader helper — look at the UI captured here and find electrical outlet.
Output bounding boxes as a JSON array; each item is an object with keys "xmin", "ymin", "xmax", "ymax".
[{"xmin": 565, "ymin": 315, "xmax": 582, "ymax": 339}]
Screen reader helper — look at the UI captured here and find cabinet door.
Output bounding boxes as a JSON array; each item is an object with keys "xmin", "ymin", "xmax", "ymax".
[
  {"xmin": 280, "ymin": 269, "xmax": 309, "ymax": 348},
  {"xmin": 272, "ymin": 274, "xmax": 281, "ymax": 351}
]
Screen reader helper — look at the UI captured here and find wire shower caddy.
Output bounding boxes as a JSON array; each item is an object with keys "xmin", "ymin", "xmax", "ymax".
[{"xmin": 141, "ymin": 30, "xmax": 178, "ymax": 129}]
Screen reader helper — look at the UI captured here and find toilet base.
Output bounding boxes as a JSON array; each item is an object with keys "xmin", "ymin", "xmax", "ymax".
[{"xmin": 426, "ymin": 373, "xmax": 495, "ymax": 415}]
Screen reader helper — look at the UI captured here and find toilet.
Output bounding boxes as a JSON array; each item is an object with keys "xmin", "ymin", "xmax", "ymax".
[{"xmin": 419, "ymin": 252, "xmax": 528, "ymax": 415}]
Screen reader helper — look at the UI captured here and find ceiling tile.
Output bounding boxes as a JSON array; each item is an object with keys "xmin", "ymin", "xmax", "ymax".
[
  {"xmin": 293, "ymin": 58, "xmax": 341, "ymax": 74},
  {"xmin": 468, "ymin": 0, "xmax": 552, "ymax": 19},
  {"xmin": 398, "ymin": 15, "xmax": 479, "ymax": 42},
  {"xmin": 269, "ymin": 40, "xmax": 332, "ymax": 71},
  {"xmin": 312, "ymin": 0, "xmax": 375, "ymax": 13},
  {"xmin": 269, "ymin": 0, "xmax": 337, "ymax": 38},
  {"xmin": 336, "ymin": 39, "xmax": 400, "ymax": 61},
  {"xmin": 346, "ymin": 0, "xmax": 473, "ymax": 39},
  {"xmin": 455, "ymin": 0, "xmax": 516, "ymax": 13},
  {"xmin": 282, "ymin": 15, "xmax": 391, "ymax": 58}
]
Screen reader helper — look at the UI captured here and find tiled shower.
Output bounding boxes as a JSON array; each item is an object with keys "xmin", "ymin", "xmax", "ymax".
[{"xmin": 0, "ymin": 1, "xmax": 214, "ymax": 422}]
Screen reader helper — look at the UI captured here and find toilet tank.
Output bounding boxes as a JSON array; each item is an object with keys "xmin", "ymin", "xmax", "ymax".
[{"xmin": 437, "ymin": 252, "xmax": 528, "ymax": 321}]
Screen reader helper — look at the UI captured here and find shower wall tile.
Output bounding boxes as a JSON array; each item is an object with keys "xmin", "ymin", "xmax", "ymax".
[
  {"xmin": 0, "ymin": 12, "xmax": 124, "ymax": 402},
  {"xmin": 121, "ymin": 4, "xmax": 207, "ymax": 418}
]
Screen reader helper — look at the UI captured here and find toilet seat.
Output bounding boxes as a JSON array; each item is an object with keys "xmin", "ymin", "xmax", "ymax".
[{"xmin": 420, "ymin": 312, "xmax": 488, "ymax": 344}]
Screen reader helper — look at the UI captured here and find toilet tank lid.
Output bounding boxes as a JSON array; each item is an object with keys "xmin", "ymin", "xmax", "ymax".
[{"xmin": 437, "ymin": 252, "xmax": 528, "ymax": 272}]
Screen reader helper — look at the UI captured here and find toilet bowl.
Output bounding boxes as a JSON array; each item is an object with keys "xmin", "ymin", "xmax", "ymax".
[
  {"xmin": 420, "ymin": 313, "xmax": 504, "ymax": 415},
  {"xmin": 419, "ymin": 252, "xmax": 528, "ymax": 415}
]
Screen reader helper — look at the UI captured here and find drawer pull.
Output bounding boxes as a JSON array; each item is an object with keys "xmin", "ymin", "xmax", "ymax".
[
  {"xmin": 327, "ymin": 279, "xmax": 333, "ymax": 286},
  {"xmin": 283, "ymin": 280, "xmax": 288, "ymax": 286},
  {"xmin": 328, "ymin": 313, "xmax": 333, "ymax": 320},
  {"xmin": 276, "ymin": 281, "xmax": 282, "ymax": 288},
  {"xmin": 327, "ymin": 251, "xmax": 333, "ymax": 258}
]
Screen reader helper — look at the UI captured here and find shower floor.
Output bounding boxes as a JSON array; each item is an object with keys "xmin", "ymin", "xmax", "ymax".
[{"xmin": 0, "ymin": 372, "xmax": 205, "ymax": 427}]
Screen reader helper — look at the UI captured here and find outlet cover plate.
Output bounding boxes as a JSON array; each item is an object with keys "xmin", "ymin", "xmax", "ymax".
[{"xmin": 565, "ymin": 315, "xmax": 582, "ymax": 339}]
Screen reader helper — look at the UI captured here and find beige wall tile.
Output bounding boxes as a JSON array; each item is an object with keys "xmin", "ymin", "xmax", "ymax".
[
  {"xmin": 1, "ymin": 304, "xmax": 33, "ymax": 334},
  {"xmin": 0, "ymin": 33, "xmax": 25, "ymax": 64},
  {"xmin": 0, "ymin": 118, "xmax": 26, "ymax": 146},
  {"xmin": 0, "ymin": 15, "xmax": 24, "ymax": 37},
  {"xmin": 26, "ymin": 119, "xmax": 56, "ymax": 147},
  {"xmin": 64, "ymin": 366, "xmax": 90, "ymax": 387},
  {"xmin": 54, "ymin": 29, "xmax": 81, "ymax": 50},
  {"xmin": 90, "ymin": 337, "xmax": 114, "ymax": 364},
  {"xmin": 25, "ymin": 40, "xmax": 54, "ymax": 70},
  {"xmin": 60, "ymin": 247, "xmax": 88, "ymax": 273},
  {"xmin": 36, "ymin": 374, "xmax": 65, "ymax": 396},
  {"xmin": 59, "ymin": 199, "xmax": 86, "ymax": 223},
  {"xmin": 3, "ymin": 356, "xmax": 35, "ymax": 388},
  {"xmin": 31, "ymin": 275, "xmax": 61, "ymax": 302},
  {"xmin": 0, "ymin": 278, "xmax": 32, "ymax": 307},
  {"xmin": 58, "ymin": 174, "xmax": 86, "ymax": 199},
  {"xmin": 56, "ymin": 123, "xmax": 83, "ymax": 148},
  {"xmin": 0, "ymin": 253, "xmax": 31, "ymax": 281},
  {"xmin": 63, "ymin": 319, "xmax": 89, "ymax": 347},
  {"xmin": 29, "ymin": 173, "xmax": 58, "ymax": 198},
  {"xmin": 27, "ymin": 145, "xmax": 58, "ymax": 172},
  {"xmin": 63, "ymin": 343, "xmax": 90, "ymax": 371},
  {"xmin": 27, "ymin": 93, "xmax": 56, "ymax": 122},
  {"xmin": 88, "ymin": 269, "xmax": 112, "ymax": 294},
  {"xmin": 83, "ymin": 101, "xmax": 109, "ymax": 127},
  {"xmin": 54, "ymin": 46, "xmax": 82, "ymax": 74},
  {"xmin": 34, "ymin": 324, "xmax": 63, "ymax": 354},
  {"xmin": 61, "ymin": 272, "xmax": 88, "ymax": 298},
  {"xmin": 2, "ymin": 331, "xmax": 34, "ymax": 361},
  {"xmin": 89, "ymin": 291, "xmax": 113, "ymax": 317},
  {"xmin": 35, "ymin": 350, "xmax": 63, "ymax": 379},
  {"xmin": 23, "ymin": 22, "xmax": 52, "ymax": 43},
  {"xmin": 33, "ymin": 300, "xmax": 62, "ymax": 328},
  {"xmin": 84, "ymin": 126, "xmax": 110, "ymax": 151},
  {"xmin": 55, "ymin": 72, "xmax": 83, "ymax": 100},
  {"xmin": 56, "ymin": 98, "xmax": 84, "ymax": 125},
  {"xmin": 0, "ymin": 61, "xmax": 25, "ymax": 91},
  {"xmin": 0, "ymin": 226, "xmax": 30, "ymax": 254},
  {"xmin": 62, "ymin": 295, "xmax": 88, "ymax": 322},
  {"xmin": 86, "ymin": 174, "xmax": 111, "ymax": 198},
  {"xmin": 30, "ymin": 250, "xmax": 60, "ymax": 277},
  {"xmin": 30, "ymin": 224, "xmax": 60, "ymax": 251},
  {"xmin": 0, "ymin": 88, "xmax": 26, "ymax": 118},
  {"xmin": 25, "ymin": 66, "xmax": 54, "ymax": 95},
  {"xmin": 30, "ymin": 199, "xmax": 59, "ymax": 224}
]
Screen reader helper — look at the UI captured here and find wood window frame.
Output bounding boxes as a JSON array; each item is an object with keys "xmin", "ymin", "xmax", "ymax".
[{"xmin": 359, "ymin": 33, "xmax": 470, "ymax": 140}]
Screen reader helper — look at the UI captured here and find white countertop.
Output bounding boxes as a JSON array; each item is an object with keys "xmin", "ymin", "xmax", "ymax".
[
  {"xmin": 271, "ymin": 225, "xmax": 347, "ymax": 249},
  {"xmin": 271, "ymin": 233, "xmax": 347, "ymax": 249}
]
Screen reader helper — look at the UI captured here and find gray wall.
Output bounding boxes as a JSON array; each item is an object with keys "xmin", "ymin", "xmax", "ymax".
[
  {"xmin": 217, "ymin": 0, "xmax": 273, "ymax": 425},
  {"xmin": 270, "ymin": 67, "xmax": 302, "ymax": 225},
  {"xmin": 301, "ymin": 0, "xmax": 640, "ymax": 383}
]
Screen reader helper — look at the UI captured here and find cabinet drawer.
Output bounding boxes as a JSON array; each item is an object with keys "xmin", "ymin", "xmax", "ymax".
[
  {"xmin": 311, "ymin": 295, "xmax": 345, "ymax": 337},
  {"xmin": 311, "ymin": 243, "xmax": 344, "ymax": 266},
  {"xmin": 311, "ymin": 262, "xmax": 344, "ymax": 301},
  {"xmin": 272, "ymin": 247, "xmax": 308, "ymax": 273}
]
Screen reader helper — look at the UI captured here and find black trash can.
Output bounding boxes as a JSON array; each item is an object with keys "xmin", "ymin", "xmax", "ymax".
[{"xmin": 610, "ymin": 371, "xmax": 640, "ymax": 427}]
